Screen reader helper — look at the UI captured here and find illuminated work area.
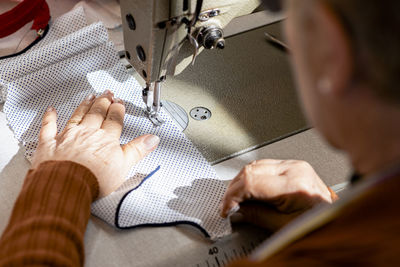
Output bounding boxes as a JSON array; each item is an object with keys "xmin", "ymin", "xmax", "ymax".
[{"xmin": 0, "ymin": 0, "xmax": 399, "ymax": 266}]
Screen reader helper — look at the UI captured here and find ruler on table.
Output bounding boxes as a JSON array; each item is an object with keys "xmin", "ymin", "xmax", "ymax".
[
  {"xmin": 181, "ymin": 224, "xmax": 269, "ymax": 267},
  {"xmin": 195, "ymin": 238, "xmax": 265, "ymax": 267}
]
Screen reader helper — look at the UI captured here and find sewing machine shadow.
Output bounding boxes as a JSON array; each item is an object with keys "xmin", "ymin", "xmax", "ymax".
[{"xmin": 167, "ymin": 178, "xmax": 227, "ymax": 226}]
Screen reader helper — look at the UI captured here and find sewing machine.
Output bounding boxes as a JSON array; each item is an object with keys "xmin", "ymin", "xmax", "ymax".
[
  {"xmin": 119, "ymin": 0, "xmax": 299, "ymax": 165},
  {"xmin": 120, "ymin": 0, "xmax": 261, "ymax": 125}
]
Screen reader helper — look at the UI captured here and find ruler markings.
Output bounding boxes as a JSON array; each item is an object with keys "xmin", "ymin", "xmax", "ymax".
[
  {"xmin": 215, "ymin": 257, "xmax": 221, "ymax": 267},
  {"xmin": 233, "ymin": 248, "xmax": 238, "ymax": 259},
  {"xmin": 195, "ymin": 237, "xmax": 266, "ymax": 267},
  {"xmin": 242, "ymin": 245, "xmax": 247, "ymax": 257}
]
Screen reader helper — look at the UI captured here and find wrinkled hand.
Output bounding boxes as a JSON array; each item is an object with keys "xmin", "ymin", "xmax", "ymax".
[
  {"xmin": 221, "ymin": 160, "xmax": 334, "ymax": 231},
  {"xmin": 32, "ymin": 90, "xmax": 160, "ymax": 198}
]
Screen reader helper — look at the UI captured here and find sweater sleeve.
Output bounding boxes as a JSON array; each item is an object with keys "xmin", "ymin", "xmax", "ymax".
[{"xmin": 0, "ymin": 160, "xmax": 99, "ymax": 267}]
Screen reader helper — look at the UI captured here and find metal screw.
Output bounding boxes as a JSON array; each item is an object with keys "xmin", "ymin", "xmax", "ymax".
[
  {"xmin": 136, "ymin": 45, "xmax": 146, "ymax": 62},
  {"xmin": 209, "ymin": 10, "xmax": 219, "ymax": 17},
  {"xmin": 157, "ymin": 21, "xmax": 166, "ymax": 29},
  {"xmin": 199, "ymin": 14, "xmax": 209, "ymax": 20},
  {"xmin": 126, "ymin": 14, "xmax": 136, "ymax": 30}
]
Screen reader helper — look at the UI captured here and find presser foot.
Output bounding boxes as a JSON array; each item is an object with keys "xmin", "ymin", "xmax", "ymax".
[{"xmin": 144, "ymin": 110, "xmax": 165, "ymax": 126}]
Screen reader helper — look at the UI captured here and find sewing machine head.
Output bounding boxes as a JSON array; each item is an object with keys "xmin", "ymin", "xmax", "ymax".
[{"xmin": 119, "ymin": 0, "xmax": 261, "ymax": 125}]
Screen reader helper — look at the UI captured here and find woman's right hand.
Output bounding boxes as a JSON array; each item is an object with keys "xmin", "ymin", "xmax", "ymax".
[
  {"xmin": 32, "ymin": 90, "xmax": 160, "ymax": 199},
  {"xmin": 221, "ymin": 159, "xmax": 335, "ymax": 231}
]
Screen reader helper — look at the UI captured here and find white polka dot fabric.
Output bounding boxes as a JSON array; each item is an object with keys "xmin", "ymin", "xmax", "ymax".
[
  {"xmin": 0, "ymin": 7, "xmax": 88, "ymax": 103},
  {"xmin": 0, "ymin": 7, "xmax": 231, "ymax": 240}
]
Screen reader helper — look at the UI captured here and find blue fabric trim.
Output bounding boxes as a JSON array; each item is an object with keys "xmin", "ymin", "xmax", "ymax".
[
  {"xmin": 116, "ymin": 221, "xmax": 210, "ymax": 238},
  {"xmin": 114, "ymin": 166, "xmax": 160, "ymax": 227},
  {"xmin": 114, "ymin": 165, "xmax": 211, "ymax": 238}
]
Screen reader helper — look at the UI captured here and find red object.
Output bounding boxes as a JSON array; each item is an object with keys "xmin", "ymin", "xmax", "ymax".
[{"xmin": 0, "ymin": 0, "xmax": 50, "ymax": 38}]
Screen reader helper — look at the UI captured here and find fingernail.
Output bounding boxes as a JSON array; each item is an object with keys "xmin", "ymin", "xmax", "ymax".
[
  {"xmin": 47, "ymin": 106, "xmax": 54, "ymax": 112},
  {"xmin": 227, "ymin": 205, "xmax": 240, "ymax": 217},
  {"xmin": 143, "ymin": 135, "xmax": 160, "ymax": 150},
  {"xmin": 86, "ymin": 94, "xmax": 95, "ymax": 101},
  {"xmin": 112, "ymin": 97, "xmax": 124, "ymax": 104},
  {"xmin": 103, "ymin": 90, "xmax": 113, "ymax": 95}
]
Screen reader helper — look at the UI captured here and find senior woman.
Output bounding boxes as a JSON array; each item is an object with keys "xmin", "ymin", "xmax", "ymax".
[
  {"xmin": 1, "ymin": 0, "xmax": 400, "ymax": 266},
  {"xmin": 222, "ymin": 0, "xmax": 400, "ymax": 265}
]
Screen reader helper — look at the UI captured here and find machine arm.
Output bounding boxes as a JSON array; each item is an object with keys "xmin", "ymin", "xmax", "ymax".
[{"xmin": 120, "ymin": 0, "xmax": 261, "ymax": 125}]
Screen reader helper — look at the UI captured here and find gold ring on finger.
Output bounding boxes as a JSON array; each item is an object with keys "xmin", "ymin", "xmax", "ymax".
[{"xmin": 67, "ymin": 119, "xmax": 81, "ymax": 125}]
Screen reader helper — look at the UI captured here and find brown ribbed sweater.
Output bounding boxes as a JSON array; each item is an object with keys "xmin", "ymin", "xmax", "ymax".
[{"xmin": 0, "ymin": 161, "xmax": 98, "ymax": 266}]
